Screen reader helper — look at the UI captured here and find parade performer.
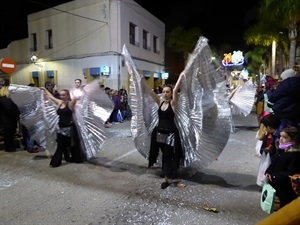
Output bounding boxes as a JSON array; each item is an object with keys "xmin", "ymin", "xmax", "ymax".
[
  {"xmin": 9, "ymin": 79, "xmax": 114, "ymax": 163},
  {"xmin": 122, "ymin": 37, "xmax": 239, "ymax": 188},
  {"xmin": 146, "ymin": 73, "xmax": 185, "ymax": 189}
]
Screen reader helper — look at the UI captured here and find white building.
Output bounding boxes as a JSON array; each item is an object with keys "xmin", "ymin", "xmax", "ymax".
[{"xmin": 0, "ymin": 0, "xmax": 165, "ymax": 91}]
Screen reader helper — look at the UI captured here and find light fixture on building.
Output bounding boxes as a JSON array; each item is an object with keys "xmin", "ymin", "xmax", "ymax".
[
  {"xmin": 30, "ymin": 54, "xmax": 38, "ymax": 63},
  {"xmin": 30, "ymin": 54, "xmax": 43, "ymax": 68}
]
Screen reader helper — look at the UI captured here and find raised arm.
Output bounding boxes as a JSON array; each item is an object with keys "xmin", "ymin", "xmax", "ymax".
[
  {"xmin": 67, "ymin": 97, "xmax": 78, "ymax": 111},
  {"xmin": 172, "ymin": 72, "xmax": 185, "ymax": 107},
  {"xmin": 40, "ymin": 87, "xmax": 62, "ymax": 106},
  {"xmin": 141, "ymin": 76, "xmax": 161, "ymax": 106}
]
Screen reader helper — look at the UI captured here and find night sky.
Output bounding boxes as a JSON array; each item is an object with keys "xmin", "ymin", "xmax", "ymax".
[{"xmin": 0, "ymin": 0, "xmax": 260, "ymax": 50}]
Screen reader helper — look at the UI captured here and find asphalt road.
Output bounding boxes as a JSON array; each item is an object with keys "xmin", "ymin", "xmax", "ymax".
[{"xmin": 0, "ymin": 113, "xmax": 269, "ymax": 225}]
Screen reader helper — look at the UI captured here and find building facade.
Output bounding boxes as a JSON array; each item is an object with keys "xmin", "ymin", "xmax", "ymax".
[{"xmin": 0, "ymin": 0, "xmax": 165, "ymax": 91}]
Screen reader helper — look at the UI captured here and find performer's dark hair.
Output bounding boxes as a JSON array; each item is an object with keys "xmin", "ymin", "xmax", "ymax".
[
  {"xmin": 164, "ymin": 84, "xmax": 173, "ymax": 92},
  {"xmin": 61, "ymin": 89, "xmax": 71, "ymax": 101}
]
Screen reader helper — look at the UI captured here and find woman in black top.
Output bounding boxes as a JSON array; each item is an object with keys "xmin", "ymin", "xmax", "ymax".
[
  {"xmin": 147, "ymin": 73, "xmax": 185, "ymax": 189},
  {"xmin": 40, "ymin": 87, "xmax": 82, "ymax": 167}
]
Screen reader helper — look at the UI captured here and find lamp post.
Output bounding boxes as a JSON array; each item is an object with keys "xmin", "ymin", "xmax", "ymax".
[
  {"xmin": 271, "ymin": 40, "xmax": 276, "ymax": 78},
  {"xmin": 30, "ymin": 54, "xmax": 43, "ymax": 68}
]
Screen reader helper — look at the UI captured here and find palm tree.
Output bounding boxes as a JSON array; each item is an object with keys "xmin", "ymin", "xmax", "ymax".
[
  {"xmin": 260, "ymin": 0, "xmax": 300, "ymax": 68},
  {"xmin": 245, "ymin": 46, "xmax": 269, "ymax": 72},
  {"xmin": 244, "ymin": 15, "xmax": 290, "ymax": 76},
  {"xmin": 244, "ymin": 46, "xmax": 269, "ymax": 85},
  {"xmin": 166, "ymin": 26, "xmax": 202, "ymax": 64}
]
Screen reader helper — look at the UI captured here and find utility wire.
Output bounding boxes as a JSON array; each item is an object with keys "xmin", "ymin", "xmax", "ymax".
[{"xmin": 28, "ymin": 0, "xmax": 107, "ymax": 24}]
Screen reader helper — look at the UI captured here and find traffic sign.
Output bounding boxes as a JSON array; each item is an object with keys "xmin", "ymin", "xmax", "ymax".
[{"xmin": 0, "ymin": 58, "xmax": 16, "ymax": 74}]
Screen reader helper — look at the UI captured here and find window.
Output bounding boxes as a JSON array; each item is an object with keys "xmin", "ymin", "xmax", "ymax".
[
  {"xmin": 30, "ymin": 33, "xmax": 37, "ymax": 52},
  {"xmin": 45, "ymin": 29, "xmax": 53, "ymax": 49},
  {"xmin": 129, "ymin": 22, "xmax": 139, "ymax": 46},
  {"xmin": 153, "ymin": 35, "xmax": 160, "ymax": 54},
  {"xmin": 143, "ymin": 30, "xmax": 150, "ymax": 50}
]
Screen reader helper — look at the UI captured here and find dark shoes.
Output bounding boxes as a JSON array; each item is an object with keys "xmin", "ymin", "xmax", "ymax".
[
  {"xmin": 161, "ymin": 182, "xmax": 170, "ymax": 189},
  {"xmin": 27, "ymin": 147, "xmax": 40, "ymax": 153},
  {"xmin": 50, "ymin": 163, "xmax": 61, "ymax": 168}
]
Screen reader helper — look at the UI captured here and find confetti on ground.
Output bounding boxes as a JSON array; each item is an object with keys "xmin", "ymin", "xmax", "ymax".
[{"xmin": 202, "ymin": 205, "xmax": 219, "ymax": 213}]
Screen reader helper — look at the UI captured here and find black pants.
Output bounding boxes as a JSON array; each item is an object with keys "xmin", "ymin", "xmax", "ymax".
[
  {"xmin": 50, "ymin": 133, "xmax": 72, "ymax": 167},
  {"xmin": 3, "ymin": 126, "xmax": 16, "ymax": 151},
  {"xmin": 159, "ymin": 143, "xmax": 176, "ymax": 178},
  {"xmin": 50, "ymin": 129, "xmax": 84, "ymax": 167}
]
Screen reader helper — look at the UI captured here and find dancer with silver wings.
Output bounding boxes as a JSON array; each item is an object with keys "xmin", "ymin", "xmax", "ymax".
[
  {"xmin": 9, "ymin": 79, "xmax": 114, "ymax": 165},
  {"xmin": 122, "ymin": 36, "xmax": 254, "ymax": 187}
]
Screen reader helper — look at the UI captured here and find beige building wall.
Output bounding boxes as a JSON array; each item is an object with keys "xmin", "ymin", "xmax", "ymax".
[{"xmin": 0, "ymin": 0, "xmax": 165, "ymax": 91}]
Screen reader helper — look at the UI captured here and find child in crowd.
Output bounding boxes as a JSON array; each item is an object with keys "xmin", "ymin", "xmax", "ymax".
[
  {"xmin": 265, "ymin": 126, "xmax": 300, "ymax": 209},
  {"xmin": 258, "ymin": 113, "xmax": 281, "ymax": 157}
]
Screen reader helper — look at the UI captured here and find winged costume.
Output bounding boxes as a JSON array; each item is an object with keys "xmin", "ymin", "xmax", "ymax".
[
  {"xmin": 229, "ymin": 79, "xmax": 256, "ymax": 117},
  {"xmin": 122, "ymin": 36, "xmax": 255, "ymax": 171},
  {"xmin": 9, "ymin": 79, "xmax": 114, "ymax": 160}
]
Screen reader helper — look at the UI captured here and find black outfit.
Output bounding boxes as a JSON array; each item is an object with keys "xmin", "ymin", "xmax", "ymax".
[
  {"xmin": 50, "ymin": 102, "xmax": 83, "ymax": 167},
  {"xmin": 0, "ymin": 96, "xmax": 20, "ymax": 152},
  {"xmin": 265, "ymin": 147, "xmax": 300, "ymax": 208},
  {"xmin": 267, "ymin": 76, "xmax": 300, "ymax": 121},
  {"xmin": 148, "ymin": 101, "xmax": 183, "ymax": 178}
]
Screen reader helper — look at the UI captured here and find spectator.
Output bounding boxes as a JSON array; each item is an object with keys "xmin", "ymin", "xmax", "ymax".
[
  {"xmin": 104, "ymin": 87, "xmax": 112, "ymax": 127},
  {"xmin": 0, "ymin": 77, "xmax": 20, "ymax": 152},
  {"xmin": 110, "ymin": 89, "xmax": 123, "ymax": 123},
  {"xmin": 266, "ymin": 67, "xmax": 300, "ymax": 122},
  {"xmin": 52, "ymin": 84, "xmax": 60, "ymax": 99},
  {"xmin": 265, "ymin": 126, "xmax": 300, "ymax": 209}
]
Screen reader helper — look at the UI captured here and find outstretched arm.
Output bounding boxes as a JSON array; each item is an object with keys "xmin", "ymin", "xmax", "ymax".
[
  {"xmin": 227, "ymin": 85, "xmax": 240, "ymax": 101},
  {"xmin": 141, "ymin": 76, "xmax": 161, "ymax": 106},
  {"xmin": 172, "ymin": 72, "xmax": 185, "ymax": 107},
  {"xmin": 40, "ymin": 87, "xmax": 62, "ymax": 106}
]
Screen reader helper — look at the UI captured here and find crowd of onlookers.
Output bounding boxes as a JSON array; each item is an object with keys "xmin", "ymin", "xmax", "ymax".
[
  {"xmin": 100, "ymin": 85, "xmax": 132, "ymax": 128},
  {"xmin": 255, "ymin": 66, "xmax": 300, "ymax": 224}
]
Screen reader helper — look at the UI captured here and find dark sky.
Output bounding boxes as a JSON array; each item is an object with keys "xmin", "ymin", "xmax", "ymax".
[{"xmin": 0, "ymin": 0, "xmax": 260, "ymax": 50}]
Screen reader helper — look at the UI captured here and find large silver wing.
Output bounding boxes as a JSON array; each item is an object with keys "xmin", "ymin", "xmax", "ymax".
[
  {"xmin": 122, "ymin": 36, "xmax": 233, "ymax": 170},
  {"xmin": 122, "ymin": 45, "xmax": 158, "ymax": 160},
  {"xmin": 74, "ymin": 79, "xmax": 114, "ymax": 160},
  {"xmin": 178, "ymin": 36, "xmax": 233, "ymax": 170},
  {"xmin": 8, "ymin": 84, "xmax": 58, "ymax": 151},
  {"xmin": 42, "ymin": 91, "xmax": 59, "ymax": 154},
  {"xmin": 229, "ymin": 79, "xmax": 256, "ymax": 116}
]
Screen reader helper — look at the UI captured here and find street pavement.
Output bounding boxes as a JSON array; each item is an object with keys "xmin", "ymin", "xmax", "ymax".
[{"xmin": 0, "ymin": 112, "xmax": 270, "ymax": 225}]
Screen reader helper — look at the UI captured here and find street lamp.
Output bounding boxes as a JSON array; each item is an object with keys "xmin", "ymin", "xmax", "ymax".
[
  {"xmin": 30, "ymin": 54, "xmax": 38, "ymax": 63},
  {"xmin": 30, "ymin": 54, "xmax": 43, "ymax": 68},
  {"xmin": 271, "ymin": 40, "xmax": 276, "ymax": 78}
]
